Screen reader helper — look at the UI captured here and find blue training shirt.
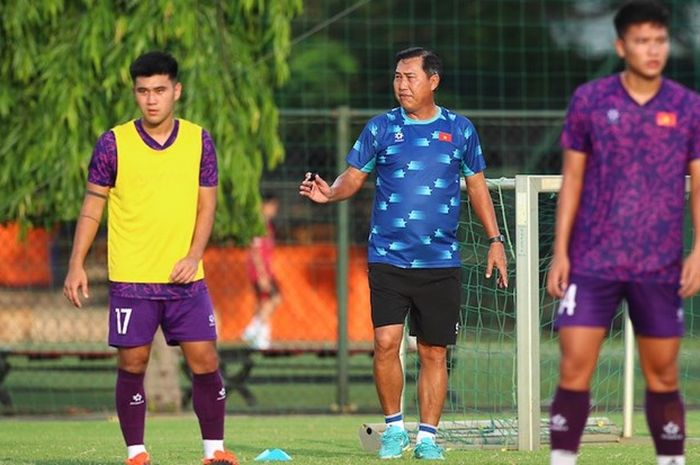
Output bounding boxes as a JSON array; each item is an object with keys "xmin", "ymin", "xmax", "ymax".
[{"xmin": 347, "ymin": 106, "xmax": 486, "ymax": 268}]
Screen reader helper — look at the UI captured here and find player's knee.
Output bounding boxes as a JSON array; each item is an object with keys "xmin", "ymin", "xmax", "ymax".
[
  {"xmin": 185, "ymin": 347, "xmax": 219, "ymax": 373},
  {"xmin": 197, "ymin": 352, "xmax": 220, "ymax": 373},
  {"xmin": 559, "ymin": 354, "xmax": 595, "ymax": 386},
  {"xmin": 118, "ymin": 356, "xmax": 149, "ymax": 373},
  {"xmin": 117, "ymin": 346, "xmax": 150, "ymax": 372},
  {"xmin": 189, "ymin": 359, "xmax": 219, "ymax": 374},
  {"xmin": 645, "ymin": 364, "xmax": 679, "ymax": 391}
]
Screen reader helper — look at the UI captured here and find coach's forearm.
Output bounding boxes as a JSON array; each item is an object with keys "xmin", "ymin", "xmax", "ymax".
[
  {"xmin": 327, "ymin": 168, "xmax": 366, "ymax": 202},
  {"xmin": 466, "ymin": 173, "xmax": 500, "ymax": 238}
]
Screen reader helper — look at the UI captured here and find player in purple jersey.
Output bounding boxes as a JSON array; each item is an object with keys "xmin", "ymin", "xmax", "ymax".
[
  {"xmin": 63, "ymin": 52, "xmax": 238, "ymax": 465},
  {"xmin": 300, "ymin": 47, "xmax": 507, "ymax": 460},
  {"xmin": 546, "ymin": 2, "xmax": 700, "ymax": 465}
]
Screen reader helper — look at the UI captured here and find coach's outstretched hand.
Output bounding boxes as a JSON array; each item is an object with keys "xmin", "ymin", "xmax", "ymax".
[{"xmin": 299, "ymin": 172, "xmax": 332, "ymax": 203}]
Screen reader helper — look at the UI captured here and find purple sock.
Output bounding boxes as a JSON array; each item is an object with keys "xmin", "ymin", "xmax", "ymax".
[
  {"xmin": 549, "ymin": 386, "xmax": 590, "ymax": 453},
  {"xmin": 115, "ymin": 369, "xmax": 146, "ymax": 446},
  {"xmin": 645, "ymin": 390, "xmax": 685, "ymax": 456},
  {"xmin": 192, "ymin": 370, "xmax": 226, "ymax": 440}
]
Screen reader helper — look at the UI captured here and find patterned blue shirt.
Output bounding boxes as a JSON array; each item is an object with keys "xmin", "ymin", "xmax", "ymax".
[{"xmin": 347, "ymin": 106, "xmax": 486, "ymax": 268}]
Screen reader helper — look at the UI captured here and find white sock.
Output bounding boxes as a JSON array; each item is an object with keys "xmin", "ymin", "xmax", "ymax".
[
  {"xmin": 127, "ymin": 445, "xmax": 147, "ymax": 459},
  {"xmin": 384, "ymin": 412, "xmax": 404, "ymax": 429},
  {"xmin": 259, "ymin": 323, "xmax": 271, "ymax": 344},
  {"xmin": 243, "ymin": 317, "xmax": 261, "ymax": 341},
  {"xmin": 203, "ymin": 439, "xmax": 224, "ymax": 459},
  {"xmin": 658, "ymin": 456, "xmax": 685, "ymax": 465},
  {"xmin": 416, "ymin": 423, "xmax": 437, "ymax": 443},
  {"xmin": 551, "ymin": 449, "xmax": 577, "ymax": 465}
]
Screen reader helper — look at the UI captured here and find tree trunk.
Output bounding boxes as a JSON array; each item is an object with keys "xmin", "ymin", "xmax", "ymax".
[{"xmin": 145, "ymin": 329, "xmax": 181, "ymax": 412}]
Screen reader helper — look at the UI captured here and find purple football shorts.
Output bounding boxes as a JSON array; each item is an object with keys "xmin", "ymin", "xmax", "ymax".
[
  {"xmin": 554, "ymin": 273, "xmax": 684, "ymax": 337},
  {"xmin": 108, "ymin": 291, "xmax": 217, "ymax": 347}
]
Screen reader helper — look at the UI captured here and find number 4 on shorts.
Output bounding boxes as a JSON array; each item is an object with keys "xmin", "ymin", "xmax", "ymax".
[
  {"xmin": 115, "ymin": 308, "xmax": 133, "ymax": 335},
  {"xmin": 558, "ymin": 284, "xmax": 577, "ymax": 316}
]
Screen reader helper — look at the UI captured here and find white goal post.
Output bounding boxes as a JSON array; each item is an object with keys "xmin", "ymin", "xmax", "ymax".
[{"xmin": 515, "ymin": 175, "xmax": 636, "ymax": 451}]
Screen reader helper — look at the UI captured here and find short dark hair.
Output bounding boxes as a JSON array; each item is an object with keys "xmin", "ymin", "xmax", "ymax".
[
  {"xmin": 262, "ymin": 192, "xmax": 278, "ymax": 203},
  {"xmin": 395, "ymin": 47, "xmax": 442, "ymax": 78},
  {"xmin": 614, "ymin": 1, "xmax": 670, "ymax": 38},
  {"xmin": 129, "ymin": 51, "xmax": 179, "ymax": 82}
]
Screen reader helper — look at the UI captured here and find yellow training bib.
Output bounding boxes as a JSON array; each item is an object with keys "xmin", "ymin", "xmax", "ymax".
[{"xmin": 108, "ymin": 119, "xmax": 204, "ymax": 283}]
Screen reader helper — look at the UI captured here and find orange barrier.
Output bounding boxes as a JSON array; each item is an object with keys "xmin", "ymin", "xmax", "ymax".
[
  {"xmin": 204, "ymin": 244, "xmax": 373, "ymax": 343},
  {"xmin": 0, "ymin": 223, "xmax": 52, "ymax": 287}
]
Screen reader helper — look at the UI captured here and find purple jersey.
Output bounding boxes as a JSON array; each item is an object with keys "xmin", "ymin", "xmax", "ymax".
[
  {"xmin": 88, "ymin": 119, "xmax": 218, "ymax": 187},
  {"xmin": 87, "ymin": 119, "xmax": 218, "ymax": 299},
  {"xmin": 562, "ymin": 75, "xmax": 700, "ymax": 283}
]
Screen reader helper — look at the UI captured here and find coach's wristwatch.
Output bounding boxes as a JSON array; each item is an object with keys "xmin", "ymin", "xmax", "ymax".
[{"xmin": 488, "ymin": 234, "xmax": 505, "ymax": 244}]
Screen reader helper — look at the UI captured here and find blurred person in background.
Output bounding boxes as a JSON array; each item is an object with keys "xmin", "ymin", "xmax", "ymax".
[{"xmin": 242, "ymin": 193, "xmax": 282, "ymax": 350}]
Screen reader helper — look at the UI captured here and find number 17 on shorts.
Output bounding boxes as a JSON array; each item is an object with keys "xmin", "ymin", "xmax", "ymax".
[
  {"xmin": 114, "ymin": 308, "xmax": 133, "ymax": 335},
  {"xmin": 108, "ymin": 296, "xmax": 161, "ymax": 347}
]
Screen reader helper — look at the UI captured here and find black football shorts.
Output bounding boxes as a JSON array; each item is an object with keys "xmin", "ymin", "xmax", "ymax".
[{"xmin": 368, "ymin": 263, "xmax": 461, "ymax": 346}]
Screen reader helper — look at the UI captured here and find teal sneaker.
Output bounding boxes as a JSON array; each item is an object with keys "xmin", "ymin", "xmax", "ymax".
[
  {"xmin": 413, "ymin": 438, "xmax": 445, "ymax": 460},
  {"xmin": 378, "ymin": 425, "xmax": 410, "ymax": 459}
]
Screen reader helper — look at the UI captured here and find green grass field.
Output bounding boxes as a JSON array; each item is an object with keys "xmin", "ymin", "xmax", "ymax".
[{"xmin": 1, "ymin": 413, "xmax": 699, "ymax": 465}]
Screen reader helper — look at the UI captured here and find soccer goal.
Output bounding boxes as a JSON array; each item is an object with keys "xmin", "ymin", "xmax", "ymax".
[
  {"xmin": 513, "ymin": 175, "xmax": 637, "ymax": 451},
  {"xmin": 358, "ymin": 175, "xmax": 700, "ymax": 453}
]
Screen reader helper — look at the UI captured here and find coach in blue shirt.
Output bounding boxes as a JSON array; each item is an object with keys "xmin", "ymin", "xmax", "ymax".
[{"xmin": 300, "ymin": 47, "xmax": 507, "ymax": 460}]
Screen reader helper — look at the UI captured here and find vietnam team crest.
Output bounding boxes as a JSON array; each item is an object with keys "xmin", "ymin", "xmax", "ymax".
[
  {"xmin": 438, "ymin": 131, "xmax": 452, "ymax": 142},
  {"xmin": 656, "ymin": 112, "xmax": 677, "ymax": 127}
]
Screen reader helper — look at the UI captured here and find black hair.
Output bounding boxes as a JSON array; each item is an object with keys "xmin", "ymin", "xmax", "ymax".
[
  {"xmin": 262, "ymin": 192, "xmax": 278, "ymax": 203},
  {"xmin": 394, "ymin": 47, "xmax": 442, "ymax": 78},
  {"xmin": 614, "ymin": 1, "xmax": 670, "ymax": 38},
  {"xmin": 129, "ymin": 51, "xmax": 179, "ymax": 82}
]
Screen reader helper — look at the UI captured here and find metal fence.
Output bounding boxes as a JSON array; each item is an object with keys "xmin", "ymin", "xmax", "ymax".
[{"xmin": 0, "ymin": 108, "xmax": 563, "ymax": 416}]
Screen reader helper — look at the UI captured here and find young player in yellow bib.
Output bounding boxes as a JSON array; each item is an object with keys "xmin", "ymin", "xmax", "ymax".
[{"xmin": 64, "ymin": 51, "xmax": 238, "ymax": 465}]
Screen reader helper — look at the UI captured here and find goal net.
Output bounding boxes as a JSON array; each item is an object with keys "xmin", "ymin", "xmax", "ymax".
[{"xmin": 396, "ymin": 176, "xmax": 700, "ymax": 450}]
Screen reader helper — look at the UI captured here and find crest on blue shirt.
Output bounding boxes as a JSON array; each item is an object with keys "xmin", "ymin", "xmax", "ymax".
[{"xmin": 607, "ymin": 108, "xmax": 620, "ymax": 124}]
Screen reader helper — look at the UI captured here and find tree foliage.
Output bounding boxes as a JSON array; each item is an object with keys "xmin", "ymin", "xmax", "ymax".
[
  {"xmin": 280, "ymin": 37, "xmax": 358, "ymax": 108},
  {"xmin": 0, "ymin": 0, "xmax": 302, "ymax": 243},
  {"xmin": 277, "ymin": 0, "xmax": 699, "ymax": 111}
]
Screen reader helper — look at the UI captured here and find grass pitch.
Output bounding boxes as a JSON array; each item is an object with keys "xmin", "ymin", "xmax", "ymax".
[{"xmin": 1, "ymin": 413, "xmax": 699, "ymax": 465}]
